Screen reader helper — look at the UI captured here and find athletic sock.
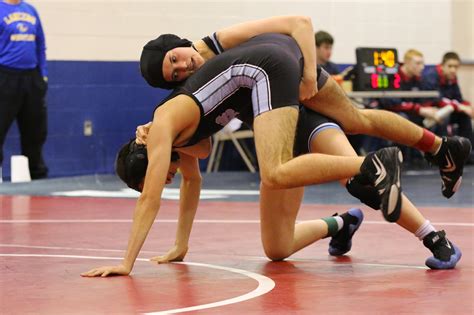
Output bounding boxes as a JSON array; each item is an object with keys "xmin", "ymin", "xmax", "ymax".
[
  {"xmin": 433, "ymin": 142, "xmax": 442, "ymax": 155},
  {"xmin": 415, "ymin": 220, "xmax": 436, "ymax": 241},
  {"xmin": 335, "ymin": 216, "xmax": 343, "ymax": 230},
  {"xmin": 321, "ymin": 216, "xmax": 344, "ymax": 237},
  {"xmin": 414, "ymin": 129, "xmax": 436, "ymax": 152}
]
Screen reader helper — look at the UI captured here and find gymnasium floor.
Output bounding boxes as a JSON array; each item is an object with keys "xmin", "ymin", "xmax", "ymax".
[{"xmin": 1, "ymin": 166, "xmax": 473, "ymax": 314}]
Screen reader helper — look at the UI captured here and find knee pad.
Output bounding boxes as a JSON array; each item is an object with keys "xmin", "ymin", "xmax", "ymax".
[{"xmin": 346, "ymin": 174, "xmax": 381, "ymax": 210}]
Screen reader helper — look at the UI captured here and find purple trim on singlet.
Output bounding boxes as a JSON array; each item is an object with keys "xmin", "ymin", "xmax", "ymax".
[
  {"xmin": 307, "ymin": 122, "xmax": 342, "ymax": 153},
  {"xmin": 192, "ymin": 63, "xmax": 272, "ymax": 117},
  {"xmin": 210, "ymin": 32, "xmax": 224, "ymax": 54}
]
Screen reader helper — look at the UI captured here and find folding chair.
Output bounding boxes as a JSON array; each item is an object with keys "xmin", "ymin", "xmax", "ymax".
[{"xmin": 206, "ymin": 119, "xmax": 256, "ymax": 173}]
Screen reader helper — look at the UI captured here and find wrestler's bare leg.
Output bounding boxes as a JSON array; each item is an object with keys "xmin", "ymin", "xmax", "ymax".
[
  {"xmin": 252, "ymin": 106, "xmax": 364, "ymax": 189},
  {"xmin": 313, "ymin": 128, "xmax": 428, "ymax": 233},
  {"xmin": 302, "ymin": 77, "xmax": 442, "ymax": 153}
]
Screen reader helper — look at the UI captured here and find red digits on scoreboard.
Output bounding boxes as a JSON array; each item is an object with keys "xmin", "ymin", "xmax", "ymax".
[
  {"xmin": 371, "ymin": 73, "xmax": 378, "ymax": 89},
  {"xmin": 394, "ymin": 73, "xmax": 401, "ymax": 89}
]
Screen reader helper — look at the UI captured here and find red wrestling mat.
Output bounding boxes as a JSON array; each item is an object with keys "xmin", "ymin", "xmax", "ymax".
[{"xmin": 1, "ymin": 195, "xmax": 473, "ymax": 314}]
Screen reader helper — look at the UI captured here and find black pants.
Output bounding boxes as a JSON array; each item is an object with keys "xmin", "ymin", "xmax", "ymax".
[
  {"xmin": 449, "ymin": 111, "xmax": 473, "ymax": 141},
  {"xmin": 0, "ymin": 66, "xmax": 48, "ymax": 179}
]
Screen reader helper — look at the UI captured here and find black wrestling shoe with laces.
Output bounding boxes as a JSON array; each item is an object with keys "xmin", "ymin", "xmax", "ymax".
[
  {"xmin": 328, "ymin": 208, "xmax": 364, "ymax": 256},
  {"xmin": 360, "ymin": 147, "xmax": 403, "ymax": 223},
  {"xmin": 423, "ymin": 230, "xmax": 462, "ymax": 269},
  {"xmin": 425, "ymin": 136, "xmax": 472, "ymax": 198}
]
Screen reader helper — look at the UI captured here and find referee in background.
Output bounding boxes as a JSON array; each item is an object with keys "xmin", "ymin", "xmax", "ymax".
[{"xmin": 0, "ymin": 0, "xmax": 48, "ymax": 179}]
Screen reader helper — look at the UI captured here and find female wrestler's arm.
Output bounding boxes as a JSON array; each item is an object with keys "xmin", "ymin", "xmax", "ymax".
[
  {"xmin": 150, "ymin": 152, "xmax": 203, "ymax": 263},
  {"xmin": 194, "ymin": 16, "xmax": 318, "ymax": 99},
  {"xmin": 81, "ymin": 95, "xmax": 200, "ymax": 277}
]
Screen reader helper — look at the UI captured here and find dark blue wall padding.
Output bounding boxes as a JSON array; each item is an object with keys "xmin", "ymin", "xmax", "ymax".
[{"xmin": 3, "ymin": 60, "xmax": 170, "ymax": 178}]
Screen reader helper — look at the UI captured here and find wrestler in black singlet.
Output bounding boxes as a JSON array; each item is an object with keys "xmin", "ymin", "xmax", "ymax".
[{"xmin": 157, "ymin": 33, "xmax": 341, "ymax": 155}]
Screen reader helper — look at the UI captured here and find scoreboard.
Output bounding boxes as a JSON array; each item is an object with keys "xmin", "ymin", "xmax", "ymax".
[{"xmin": 353, "ymin": 47, "xmax": 401, "ymax": 91}]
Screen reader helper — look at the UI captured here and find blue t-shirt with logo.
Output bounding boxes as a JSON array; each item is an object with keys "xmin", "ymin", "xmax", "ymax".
[{"xmin": 0, "ymin": 0, "xmax": 47, "ymax": 76}]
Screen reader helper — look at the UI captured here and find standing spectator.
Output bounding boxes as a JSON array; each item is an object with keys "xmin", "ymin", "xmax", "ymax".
[
  {"xmin": 423, "ymin": 52, "xmax": 472, "ymax": 141},
  {"xmin": 315, "ymin": 30, "xmax": 340, "ymax": 75},
  {"xmin": 0, "ymin": 0, "xmax": 48, "ymax": 179}
]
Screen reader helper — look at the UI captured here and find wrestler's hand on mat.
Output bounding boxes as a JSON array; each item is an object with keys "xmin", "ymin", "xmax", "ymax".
[
  {"xmin": 150, "ymin": 245, "xmax": 188, "ymax": 264},
  {"xmin": 135, "ymin": 122, "xmax": 152, "ymax": 145},
  {"xmin": 80, "ymin": 264, "xmax": 130, "ymax": 277},
  {"xmin": 299, "ymin": 71, "xmax": 317, "ymax": 101}
]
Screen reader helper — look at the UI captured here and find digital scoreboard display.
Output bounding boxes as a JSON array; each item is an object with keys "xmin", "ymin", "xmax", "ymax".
[{"xmin": 353, "ymin": 47, "xmax": 401, "ymax": 91}]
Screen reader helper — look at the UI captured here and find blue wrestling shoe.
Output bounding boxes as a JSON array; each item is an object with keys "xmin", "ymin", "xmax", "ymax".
[
  {"xmin": 328, "ymin": 208, "xmax": 364, "ymax": 256},
  {"xmin": 423, "ymin": 230, "xmax": 462, "ymax": 269}
]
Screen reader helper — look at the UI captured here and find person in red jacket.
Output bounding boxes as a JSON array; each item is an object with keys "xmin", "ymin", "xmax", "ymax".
[
  {"xmin": 423, "ymin": 52, "xmax": 472, "ymax": 143},
  {"xmin": 377, "ymin": 50, "xmax": 442, "ymax": 127},
  {"xmin": 374, "ymin": 50, "xmax": 446, "ymax": 162}
]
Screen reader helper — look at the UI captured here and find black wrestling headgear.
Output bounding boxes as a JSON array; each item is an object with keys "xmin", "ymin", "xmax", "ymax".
[
  {"xmin": 116, "ymin": 139, "xmax": 148, "ymax": 192},
  {"xmin": 140, "ymin": 34, "xmax": 192, "ymax": 90},
  {"xmin": 115, "ymin": 139, "xmax": 181, "ymax": 192}
]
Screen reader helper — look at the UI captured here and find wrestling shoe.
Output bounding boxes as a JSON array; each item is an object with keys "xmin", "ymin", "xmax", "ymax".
[
  {"xmin": 360, "ymin": 147, "xmax": 403, "ymax": 223},
  {"xmin": 425, "ymin": 136, "xmax": 472, "ymax": 198},
  {"xmin": 328, "ymin": 208, "xmax": 364, "ymax": 256},
  {"xmin": 423, "ymin": 230, "xmax": 462, "ymax": 269}
]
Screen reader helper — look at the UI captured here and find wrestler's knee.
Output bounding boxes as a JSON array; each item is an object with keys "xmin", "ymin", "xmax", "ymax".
[
  {"xmin": 260, "ymin": 171, "xmax": 281, "ymax": 189},
  {"xmin": 259, "ymin": 167, "xmax": 290, "ymax": 189},
  {"xmin": 346, "ymin": 174, "xmax": 381, "ymax": 210},
  {"xmin": 263, "ymin": 246, "xmax": 291, "ymax": 261}
]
